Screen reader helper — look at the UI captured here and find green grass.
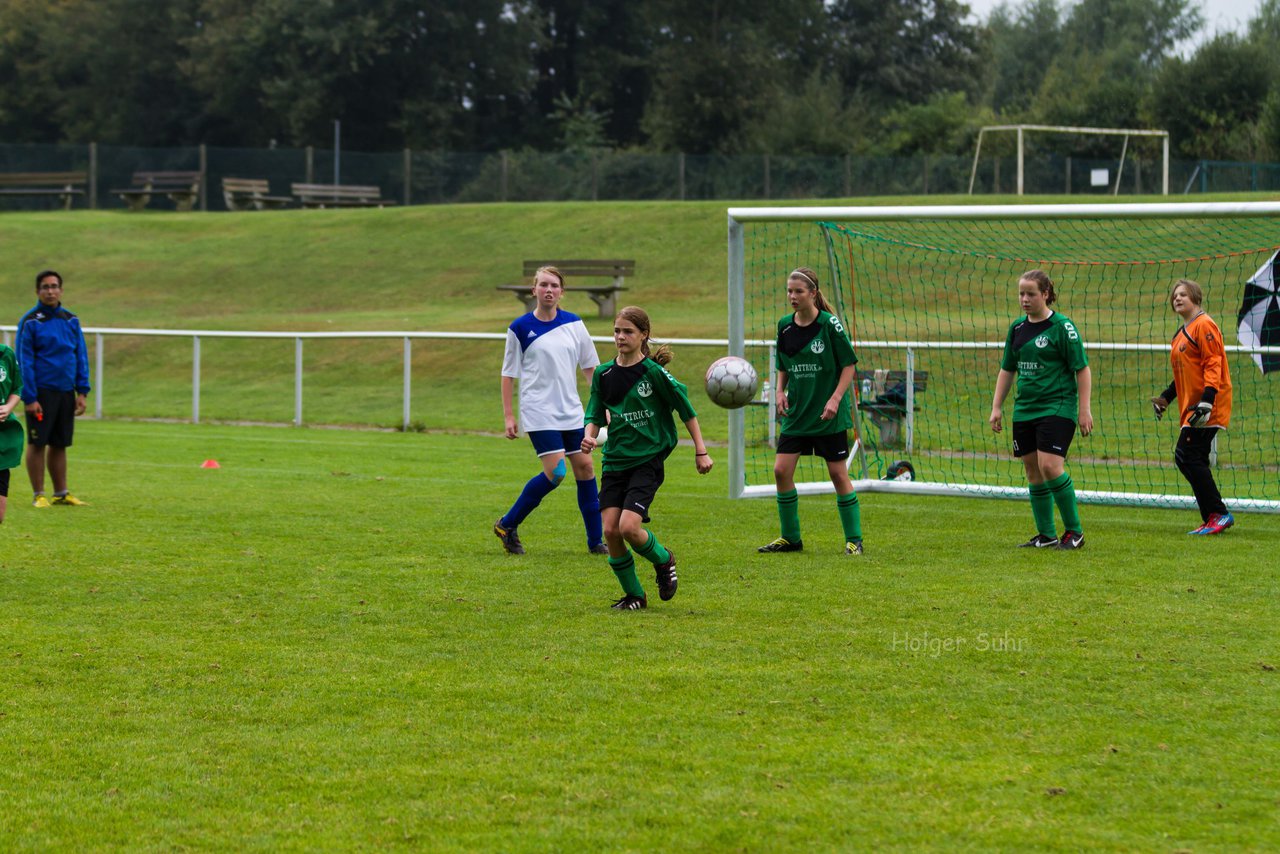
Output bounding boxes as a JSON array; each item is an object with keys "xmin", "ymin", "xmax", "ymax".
[{"xmin": 2, "ymin": 422, "xmax": 1278, "ymax": 850}]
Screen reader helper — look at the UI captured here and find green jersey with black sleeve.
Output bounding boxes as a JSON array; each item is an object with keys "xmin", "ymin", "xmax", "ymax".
[
  {"xmin": 585, "ymin": 357, "xmax": 698, "ymax": 472},
  {"xmin": 0, "ymin": 344, "xmax": 23, "ymax": 469},
  {"xmin": 775, "ymin": 310, "xmax": 858, "ymax": 436},
  {"xmin": 999, "ymin": 310, "xmax": 1088, "ymax": 421}
]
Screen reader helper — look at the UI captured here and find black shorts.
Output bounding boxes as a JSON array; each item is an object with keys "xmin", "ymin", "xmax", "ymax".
[
  {"xmin": 1012, "ymin": 416, "xmax": 1075, "ymax": 459},
  {"xmin": 26, "ymin": 389, "xmax": 77, "ymax": 448},
  {"xmin": 599, "ymin": 457, "xmax": 666, "ymax": 518},
  {"xmin": 777, "ymin": 431, "xmax": 850, "ymax": 463},
  {"xmin": 0, "ymin": 468, "xmax": 9, "ymax": 497}
]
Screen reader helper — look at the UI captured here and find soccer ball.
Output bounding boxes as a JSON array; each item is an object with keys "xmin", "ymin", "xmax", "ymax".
[{"xmin": 704, "ymin": 356, "xmax": 760, "ymax": 409}]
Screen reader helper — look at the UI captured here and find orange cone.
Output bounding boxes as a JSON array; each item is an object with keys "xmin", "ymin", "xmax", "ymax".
[{"xmin": 200, "ymin": 459, "xmax": 221, "ymax": 469}]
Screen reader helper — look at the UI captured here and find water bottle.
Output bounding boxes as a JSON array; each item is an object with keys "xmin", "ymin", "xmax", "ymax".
[
  {"xmin": 760, "ymin": 380, "xmax": 771, "ymax": 403},
  {"xmin": 860, "ymin": 377, "xmax": 872, "ymax": 400}
]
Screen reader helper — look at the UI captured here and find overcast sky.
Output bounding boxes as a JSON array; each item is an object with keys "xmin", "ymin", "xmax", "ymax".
[{"xmin": 964, "ymin": 0, "xmax": 1262, "ymax": 50}]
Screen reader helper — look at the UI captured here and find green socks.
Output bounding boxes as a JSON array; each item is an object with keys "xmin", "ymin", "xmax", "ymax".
[
  {"xmin": 777, "ymin": 488, "xmax": 801, "ymax": 542},
  {"xmin": 836, "ymin": 491, "xmax": 862, "ymax": 542},
  {"xmin": 1046, "ymin": 472, "xmax": 1082, "ymax": 533},
  {"xmin": 609, "ymin": 553, "xmax": 645, "ymax": 598},
  {"xmin": 633, "ymin": 530, "xmax": 670, "ymax": 566},
  {"xmin": 1029, "ymin": 481, "xmax": 1056, "ymax": 538}
]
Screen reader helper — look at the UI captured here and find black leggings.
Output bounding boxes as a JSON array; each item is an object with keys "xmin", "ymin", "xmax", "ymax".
[{"xmin": 1174, "ymin": 427, "xmax": 1228, "ymax": 521}]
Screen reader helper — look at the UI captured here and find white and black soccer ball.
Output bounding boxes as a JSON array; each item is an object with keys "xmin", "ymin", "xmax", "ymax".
[{"xmin": 704, "ymin": 356, "xmax": 760, "ymax": 409}]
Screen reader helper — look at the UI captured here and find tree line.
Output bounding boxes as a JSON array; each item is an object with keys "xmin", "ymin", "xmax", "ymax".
[{"xmin": 1, "ymin": 0, "xmax": 1277, "ymax": 161}]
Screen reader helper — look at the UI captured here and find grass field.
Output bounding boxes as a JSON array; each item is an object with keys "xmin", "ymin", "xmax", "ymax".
[
  {"xmin": 2, "ymin": 422, "xmax": 1278, "ymax": 850},
  {"xmin": 1, "ymin": 197, "xmax": 1278, "ymax": 848}
]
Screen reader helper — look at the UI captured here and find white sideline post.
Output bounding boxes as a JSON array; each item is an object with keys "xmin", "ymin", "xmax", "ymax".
[
  {"xmin": 193, "ymin": 335, "xmax": 201, "ymax": 423},
  {"xmin": 295, "ymin": 338, "xmax": 303, "ymax": 426},
  {"xmin": 95, "ymin": 333, "xmax": 103, "ymax": 418},
  {"xmin": 403, "ymin": 337, "xmax": 412, "ymax": 431}
]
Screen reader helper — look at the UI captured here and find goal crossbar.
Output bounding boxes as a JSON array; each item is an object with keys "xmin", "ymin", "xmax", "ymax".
[{"xmin": 967, "ymin": 123, "xmax": 1170, "ymax": 196}]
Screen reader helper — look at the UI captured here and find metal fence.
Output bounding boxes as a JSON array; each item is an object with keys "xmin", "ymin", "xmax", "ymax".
[{"xmin": 2, "ymin": 142, "xmax": 1270, "ymax": 211}]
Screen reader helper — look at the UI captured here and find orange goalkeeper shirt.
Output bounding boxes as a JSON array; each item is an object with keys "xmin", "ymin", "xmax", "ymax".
[{"xmin": 1170, "ymin": 312, "xmax": 1232, "ymax": 429}]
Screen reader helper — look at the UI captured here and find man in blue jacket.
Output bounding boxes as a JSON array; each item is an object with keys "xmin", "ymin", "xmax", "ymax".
[{"xmin": 17, "ymin": 270, "xmax": 91, "ymax": 508}]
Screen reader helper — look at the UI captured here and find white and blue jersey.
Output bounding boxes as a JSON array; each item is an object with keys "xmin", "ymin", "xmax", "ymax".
[{"xmin": 502, "ymin": 309, "xmax": 599, "ymax": 432}]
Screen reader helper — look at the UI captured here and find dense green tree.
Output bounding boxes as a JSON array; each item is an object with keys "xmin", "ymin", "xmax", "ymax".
[
  {"xmin": 1149, "ymin": 33, "xmax": 1274, "ymax": 159},
  {"xmin": 640, "ymin": 0, "xmax": 826, "ymax": 153},
  {"xmin": 184, "ymin": 0, "xmax": 543, "ymax": 150},
  {"xmin": 823, "ymin": 0, "xmax": 982, "ymax": 107},
  {"xmin": 982, "ymin": 0, "xmax": 1063, "ymax": 116},
  {"xmin": 0, "ymin": 0, "xmax": 203, "ymax": 144}
]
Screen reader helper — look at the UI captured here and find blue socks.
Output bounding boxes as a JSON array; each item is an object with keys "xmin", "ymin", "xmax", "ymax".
[
  {"xmin": 502, "ymin": 471, "xmax": 559, "ymax": 529},
  {"xmin": 502, "ymin": 472, "xmax": 604, "ymax": 549},
  {"xmin": 577, "ymin": 478, "xmax": 603, "ymax": 548}
]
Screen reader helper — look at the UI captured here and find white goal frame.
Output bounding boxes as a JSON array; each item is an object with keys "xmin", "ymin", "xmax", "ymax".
[
  {"xmin": 726, "ymin": 201, "xmax": 1280, "ymax": 512},
  {"xmin": 968, "ymin": 124, "xmax": 1170, "ymax": 196}
]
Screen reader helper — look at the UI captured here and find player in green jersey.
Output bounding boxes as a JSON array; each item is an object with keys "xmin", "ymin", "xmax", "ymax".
[
  {"xmin": 989, "ymin": 270, "xmax": 1094, "ymax": 551},
  {"xmin": 0, "ymin": 342, "xmax": 24, "ymax": 522},
  {"xmin": 757, "ymin": 267, "xmax": 863, "ymax": 556},
  {"xmin": 581, "ymin": 306, "xmax": 714, "ymax": 610}
]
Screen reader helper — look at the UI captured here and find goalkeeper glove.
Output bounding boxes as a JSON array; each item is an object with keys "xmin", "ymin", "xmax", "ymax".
[
  {"xmin": 1188, "ymin": 401, "xmax": 1213, "ymax": 427},
  {"xmin": 1150, "ymin": 396, "xmax": 1168, "ymax": 421}
]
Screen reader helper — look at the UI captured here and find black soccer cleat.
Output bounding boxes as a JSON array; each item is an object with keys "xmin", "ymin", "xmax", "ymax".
[
  {"xmin": 1057, "ymin": 530, "xmax": 1084, "ymax": 550},
  {"xmin": 493, "ymin": 518, "xmax": 525, "ymax": 555},
  {"xmin": 1018, "ymin": 533, "xmax": 1060, "ymax": 548},
  {"xmin": 757, "ymin": 536, "xmax": 803, "ymax": 553},
  {"xmin": 588, "ymin": 542, "xmax": 610, "ymax": 555},
  {"xmin": 610, "ymin": 594, "xmax": 647, "ymax": 610},
  {"xmin": 655, "ymin": 548, "xmax": 678, "ymax": 601}
]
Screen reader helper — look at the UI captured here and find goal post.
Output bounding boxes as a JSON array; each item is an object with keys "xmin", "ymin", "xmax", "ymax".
[
  {"xmin": 726, "ymin": 202, "xmax": 1280, "ymax": 512},
  {"xmin": 968, "ymin": 124, "xmax": 1170, "ymax": 196}
]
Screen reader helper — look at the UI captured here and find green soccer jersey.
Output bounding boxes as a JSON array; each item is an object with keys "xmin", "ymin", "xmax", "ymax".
[
  {"xmin": 0, "ymin": 345, "xmax": 23, "ymax": 469},
  {"xmin": 585, "ymin": 357, "xmax": 698, "ymax": 472},
  {"xmin": 774, "ymin": 310, "xmax": 858, "ymax": 436},
  {"xmin": 999, "ymin": 311, "xmax": 1089, "ymax": 421}
]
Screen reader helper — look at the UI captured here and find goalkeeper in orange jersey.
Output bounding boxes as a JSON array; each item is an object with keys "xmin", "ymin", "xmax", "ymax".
[{"xmin": 1149, "ymin": 279, "xmax": 1234, "ymax": 535}]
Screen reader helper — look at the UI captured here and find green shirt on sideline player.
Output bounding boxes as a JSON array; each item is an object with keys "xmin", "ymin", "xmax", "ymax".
[
  {"xmin": 999, "ymin": 310, "xmax": 1089, "ymax": 422},
  {"xmin": 774, "ymin": 309, "xmax": 858, "ymax": 436},
  {"xmin": 584, "ymin": 356, "xmax": 699, "ymax": 472},
  {"xmin": 0, "ymin": 344, "xmax": 23, "ymax": 469}
]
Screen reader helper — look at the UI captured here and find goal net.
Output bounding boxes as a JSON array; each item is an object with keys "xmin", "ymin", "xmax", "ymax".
[{"xmin": 726, "ymin": 203, "xmax": 1280, "ymax": 512}]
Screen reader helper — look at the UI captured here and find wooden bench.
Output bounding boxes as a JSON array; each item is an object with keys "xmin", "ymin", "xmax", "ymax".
[
  {"xmin": 291, "ymin": 183, "xmax": 396, "ymax": 209},
  {"xmin": 112, "ymin": 171, "xmax": 203, "ymax": 212},
  {"xmin": 222, "ymin": 177, "xmax": 292, "ymax": 211},
  {"xmin": 0, "ymin": 171, "xmax": 88, "ymax": 210},
  {"xmin": 856, "ymin": 368, "xmax": 928, "ymax": 447},
  {"xmin": 496, "ymin": 259, "xmax": 634, "ymax": 318}
]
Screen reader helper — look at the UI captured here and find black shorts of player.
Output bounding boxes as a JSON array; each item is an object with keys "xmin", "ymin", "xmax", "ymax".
[
  {"xmin": 599, "ymin": 456, "xmax": 666, "ymax": 519},
  {"xmin": 1011, "ymin": 415, "xmax": 1076, "ymax": 459},
  {"xmin": 0, "ymin": 468, "xmax": 9, "ymax": 497},
  {"xmin": 776, "ymin": 430, "xmax": 850, "ymax": 463},
  {"xmin": 26, "ymin": 389, "xmax": 77, "ymax": 449}
]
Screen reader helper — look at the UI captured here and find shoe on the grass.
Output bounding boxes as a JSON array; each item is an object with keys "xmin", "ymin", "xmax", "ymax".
[
  {"xmin": 51, "ymin": 493, "xmax": 88, "ymax": 506},
  {"xmin": 588, "ymin": 542, "xmax": 610, "ymax": 555},
  {"xmin": 1018, "ymin": 533, "xmax": 1059, "ymax": 548},
  {"xmin": 757, "ymin": 536, "xmax": 803, "ymax": 553},
  {"xmin": 1196, "ymin": 512, "xmax": 1235, "ymax": 535},
  {"xmin": 1057, "ymin": 530, "xmax": 1084, "ymax": 550},
  {"xmin": 845, "ymin": 540, "xmax": 863, "ymax": 555},
  {"xmin": 32, "ymin": 495, "xmax": 51, "ymax": 509},
  {"xmin": 655, "ymin": 549, "xmax": 677, "ymax": 601},
  {"xmin": 493, "ymin": 518, "xmax": 525, "ymax": 555},
  {"xmin": 610, "ymin": 594, "xmax": 647, "ymax": 610}
]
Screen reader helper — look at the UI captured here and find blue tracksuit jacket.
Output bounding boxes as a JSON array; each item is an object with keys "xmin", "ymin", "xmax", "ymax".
[{"xmin": 16, "ymin": 302, "xmax": 91, "ymax": 404}]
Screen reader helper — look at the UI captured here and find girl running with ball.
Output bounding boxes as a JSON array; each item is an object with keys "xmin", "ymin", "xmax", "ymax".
[{"xmin": 581, "ymin": 306, "xmax": 713, "ymax": 610}]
